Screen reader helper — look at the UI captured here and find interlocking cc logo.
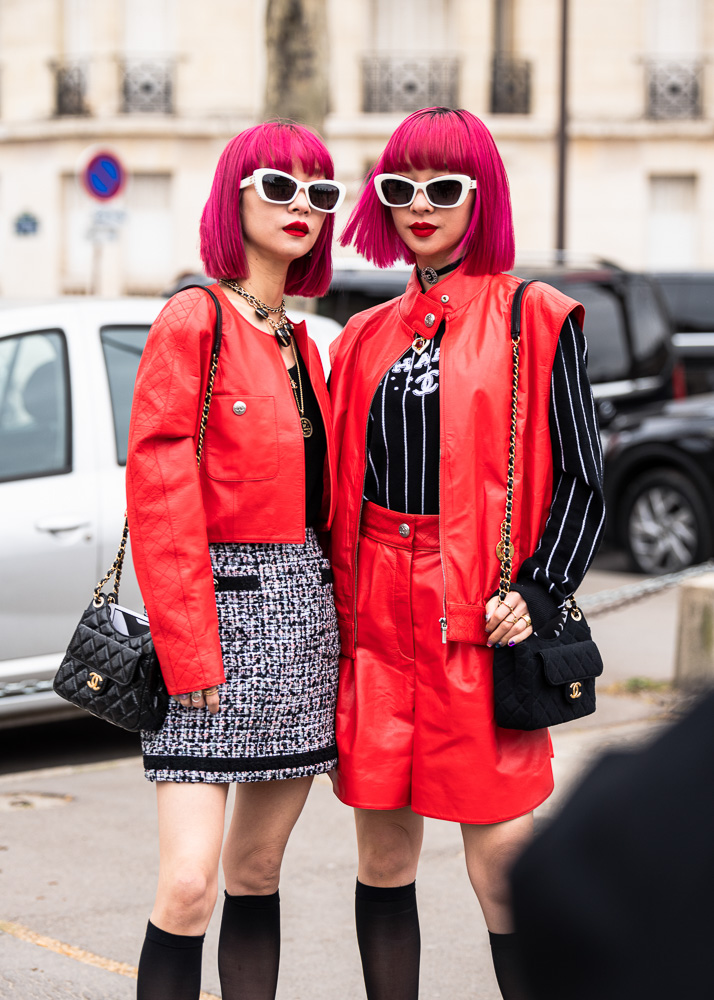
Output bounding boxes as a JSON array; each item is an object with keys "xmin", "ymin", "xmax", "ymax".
[
  {"xmin": 87, "ymin": 672, "xmax": 103, "ymax": 692},
  {"xmin": 569, "ymin": 681, "xmax": 582, "ymax": 700}
]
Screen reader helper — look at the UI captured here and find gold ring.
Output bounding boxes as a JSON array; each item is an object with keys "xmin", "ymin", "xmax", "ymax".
[
  {"xmin": 522, "ymin": 615, "xmax": 532, "ymax": 627},
  {"xmin": 499, "ymin": 600, "xmax": 516, "ymax": 612},
  {"xmin": 203, "ymin": 686, "xmax": 219, "ymax": 696},
  {"xmin": 505, "ymin": 615, "xmax": 519, "ymax": 625}
]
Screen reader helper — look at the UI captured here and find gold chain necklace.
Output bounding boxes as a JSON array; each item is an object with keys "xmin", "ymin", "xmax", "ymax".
[
  {"xmin": 219, "ymin": 279, "xmax": 293, "ymax": 346},
  {"xmin": 289, "ymin": 339, "xmax": 313, "ymax": 438}
]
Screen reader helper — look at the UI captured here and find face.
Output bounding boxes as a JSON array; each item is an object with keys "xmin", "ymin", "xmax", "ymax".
[
  {"xmin": 239, "ymin": 163, "xmax": 328, "ymax": 265},
  {"xmin": 388, "ymin": 167, "xmax": 475, "ymax": 267}
]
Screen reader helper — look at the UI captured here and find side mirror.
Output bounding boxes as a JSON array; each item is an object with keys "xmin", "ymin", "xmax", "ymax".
[{"xmin": 597, "ymin": 399, "xmax": 617, "ymax": 428}]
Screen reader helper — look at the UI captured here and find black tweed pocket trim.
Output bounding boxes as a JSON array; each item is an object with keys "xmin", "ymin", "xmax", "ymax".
[
  {"xmin": 143, "ymin": 743, "xmax": 338, "ymax": 773},
  {"xmin": 214, "ymin": 575, "xmax": 260, "ymax": 592},
  {"xmin": 320, "ymin": 567, "xmax": 334, "ymax": 585}
]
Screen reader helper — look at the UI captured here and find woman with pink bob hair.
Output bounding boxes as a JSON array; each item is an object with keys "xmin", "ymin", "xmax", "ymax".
[
  {"xmin": 127, "ymin": 121, "xmax": 345, "ymax": 1000},
  {"xmin": 328, "ymin": 107, "xmax": 604, "ymax": 998}
]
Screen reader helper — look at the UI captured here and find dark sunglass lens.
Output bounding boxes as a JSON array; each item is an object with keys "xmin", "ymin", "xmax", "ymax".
[
  {"xmin": 261, "ymin": 173, "xmax": 298, "ymax": 202},
  {"xmin": 427, "ymin": 178, "xmax": 464, "ymax": 206},
  {"xmin": 381, "ymin": 178, "xmax": 415, "ymax": 206},
  {"xmin": 309, "ymin": 182, "xmax": 340, "ymax": 211}
]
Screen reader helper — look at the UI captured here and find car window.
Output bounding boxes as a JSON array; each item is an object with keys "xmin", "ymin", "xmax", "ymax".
[
  {"xmin": 624, "ymin": 278, "xmax": 671, "ymax": 377},
  {"xmin": 657, "ymin": 277, "xmax": 714, "ymax": 331},
  {"xmin": 539, "ymin": 280, "xmax": 630, "ymax": 383},
  {"xmin": 100, "ymin": 326, "xmax": 151, "ymax": 465},
  {"xmin": 0, "ymin": 330, "xmax": 71, "ymax": 482}
]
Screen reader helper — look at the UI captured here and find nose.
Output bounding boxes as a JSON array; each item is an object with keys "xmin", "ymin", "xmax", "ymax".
[
  {"xmin": 290, "ymin": 188, "xmax": 311, "ymax": 214},
  {"xmin": 410, "ymin": 190, "xmax": 432, "ymax": 213}
]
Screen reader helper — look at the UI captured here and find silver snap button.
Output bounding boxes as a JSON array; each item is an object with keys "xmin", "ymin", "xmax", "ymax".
[
  {"xmin": 424, "ymin": 313, "xmax": 436, "ymax": 328},
  {"xmin": 398, "ymin": 523, "xmax": 411, "ymax": 538},
  {"xmin": 441, "ymin": 294, "xmax": 449, "ymax": 303},
  {"xmin": 232, "ymin": 400, "xmax": 247, "ymax": 415}
]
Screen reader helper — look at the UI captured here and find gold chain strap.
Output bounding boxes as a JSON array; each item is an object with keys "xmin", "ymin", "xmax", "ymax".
[
  {"xmin": 497, "ymin": 333, "xmax": 520, "ymax": 602},
  {"xmin": 93, "ymin": 318, "xmax": 221, "ymax": 608}
]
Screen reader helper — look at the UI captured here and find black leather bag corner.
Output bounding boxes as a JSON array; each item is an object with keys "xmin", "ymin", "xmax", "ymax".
[
  {"xmin": 493, "ymin": 607, "xmax": 604, "ymax": 730},
  {"xmin": 54, "ymin": 600, "xmax": 168, "ymax": 732},
  {"xmin": 52, "ymin": 284, "xmax": 223, "ymax": 733}
]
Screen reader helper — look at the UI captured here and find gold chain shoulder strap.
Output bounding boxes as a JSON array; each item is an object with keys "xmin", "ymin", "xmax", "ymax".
[{"xmin": 93, "ymin": 285, "xmax": 223, "ymax": 608}]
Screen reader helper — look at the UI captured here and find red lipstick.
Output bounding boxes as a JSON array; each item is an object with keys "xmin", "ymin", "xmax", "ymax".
[
  {"xmin": 409, "ymin": 222, "xmax": 437, "ymax": 237},
  {"xmin": 283, "ymin": 221, "xmax": 309, "ymax": 237}
]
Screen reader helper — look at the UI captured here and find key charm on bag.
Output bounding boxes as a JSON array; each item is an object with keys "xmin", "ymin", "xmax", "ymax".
[
  {"xmin": 491, "ymin": 281, "xmax": 604, "ymax": 731},
  {"xmin": 53, "ymin": 285, "xmax": 223, "ymax": 732}
]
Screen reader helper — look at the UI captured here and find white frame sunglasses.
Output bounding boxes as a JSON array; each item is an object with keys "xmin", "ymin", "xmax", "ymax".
[
  {"xmin": 240, "ymin": 168, "xmax": 346, "ymax": 214},
  {"xmin": 373, "ymin": 173, "xmax": 478, "ymax": 209}
]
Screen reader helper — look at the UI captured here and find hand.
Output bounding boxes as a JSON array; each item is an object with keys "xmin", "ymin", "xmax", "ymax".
[
  {"xmin": 174, "ymin": 685, "xmax": 222, "ymax": 715},
  {"xmin": 485, "ymin": 592, "xmax": 533, "ymax": 648}
]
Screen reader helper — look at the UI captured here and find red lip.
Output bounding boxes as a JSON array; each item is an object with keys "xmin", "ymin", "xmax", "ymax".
[
  {"xmin": 283, "ymin": 222, "xmax": 309, "ymax": 237},
  {"xmin": 409, "ymin": 223, "xmax": 437, "ymax": 237}
]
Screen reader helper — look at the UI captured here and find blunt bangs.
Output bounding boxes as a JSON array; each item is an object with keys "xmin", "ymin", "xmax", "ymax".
[
  {"xmin": 340, "ymin": 107, "xmax": 515, "ymax": 276},
  {"xmin": 200, "ymin": 122, "xmax": 336, "ymax": 297}
]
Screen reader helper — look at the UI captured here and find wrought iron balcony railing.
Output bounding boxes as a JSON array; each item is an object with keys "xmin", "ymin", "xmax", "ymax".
[
  {"xmin": 120, "ymin": 58, "xmax": 175, "ymax": 114},
  {"xmin": 362, "ymin": 55, "xmax": 458, "ymax": 114},
  {"xmin": 646, "ymin": 59, "xmax": 703, "ymax": 120},
  {"xmin": 490, "ymin": 55, "xmax": 532, "ymax": 115},
  {"xmin": 54, "ymin": 62, "xmax": 89, "ymax": 116}
]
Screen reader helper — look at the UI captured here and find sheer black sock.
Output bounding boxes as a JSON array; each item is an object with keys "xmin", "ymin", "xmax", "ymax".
[
  {"xmin": 355, "ymin": 879, "xmax": 420, "ymax": 1000},
  {"xmin": 489, "ymin": 931, "xmax": 532, "ymax": 1000},
  {"xmin": 136, "ymin": 919, "xmax": 204, "ymax": 1000},
  {"xmin": 217, "ymin": 889, "xmax": 281, "ymax": 1000}
]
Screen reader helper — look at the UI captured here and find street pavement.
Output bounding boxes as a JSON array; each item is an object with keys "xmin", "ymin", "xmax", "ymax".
[{"xmin": 0, "ymin": 556, "xmax": 686, "ymax": 1000}]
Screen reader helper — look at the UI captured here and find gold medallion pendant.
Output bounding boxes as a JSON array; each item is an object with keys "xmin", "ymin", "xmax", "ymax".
[{"xmin": 301, "ymin": 417, "xmax": 313, "ymax": 438}]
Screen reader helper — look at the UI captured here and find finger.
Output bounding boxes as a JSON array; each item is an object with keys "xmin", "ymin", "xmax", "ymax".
[
  {"xmin": 205, "ymin": 690, "xmax": 220, "ymax": 715},
  {"xmin": 189, "ymin": 691, "xmax": 205, "ymax": 710},
  {"xmin": 175, "ymin": 693, "xmax": 192, "ymax": 708},
  {"xmin": 487, "ymin": 598, "xmax": 527, "ymax": 643},
  {"xmin": 505, "ymin": 621, "xmax": 533, "ymax": 647}
]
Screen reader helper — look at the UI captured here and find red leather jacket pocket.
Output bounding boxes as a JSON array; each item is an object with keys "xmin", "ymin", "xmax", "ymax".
[{"xmin": 204, "ymin": 394, "xmax": 279, "ymax": 482}]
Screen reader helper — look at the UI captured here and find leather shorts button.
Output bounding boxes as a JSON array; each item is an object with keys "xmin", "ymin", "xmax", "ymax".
[
  {"xmin": 424, "ymin": 313, "xmax": 436, "ymax": 328},
  {"xmin": 232, "ymin": 400, "xmax": 247, "ymax": 415},
  {"xmin": 398, "ymin": 523, "xmax": 411, "ymax": 538}
]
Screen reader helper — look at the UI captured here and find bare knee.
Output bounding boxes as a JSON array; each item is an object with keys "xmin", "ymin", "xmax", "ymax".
[
  {"xmin": 225, "ymin": 843, "xmax": 284, "ymax": 896},
  {"xmin": 358, "ymin": 819, "xmax": 422, "ymax": 886},
  {"xmin": 154, "ymin": 866, "xmax": 217, "ymax": 934}
]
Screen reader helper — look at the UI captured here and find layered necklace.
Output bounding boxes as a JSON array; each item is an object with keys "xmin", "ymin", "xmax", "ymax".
[{"xmin": 220, "ymin": 279, "xmax": 312, "ymax": 438}]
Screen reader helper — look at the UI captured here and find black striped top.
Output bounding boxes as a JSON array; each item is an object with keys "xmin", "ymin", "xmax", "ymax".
[{"xmin": 363, "ymin": 313, "xmax": 605, "ymax": 629}]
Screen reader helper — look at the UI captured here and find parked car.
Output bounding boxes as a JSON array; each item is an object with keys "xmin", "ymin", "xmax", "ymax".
[
  {"xmin": 650, "ymin": 272, "xmax": 714, "ymax": 395},
  {"xmin": 603, "ymin": 393, "xmax": 714, "ymax": 574},
  {"xmin": 0, "ymin": 297, "xmax": 341, "ymax": 726},
  {"xmin": 318, "ymin": 256, "xmax": 686, "ymax": 418}
]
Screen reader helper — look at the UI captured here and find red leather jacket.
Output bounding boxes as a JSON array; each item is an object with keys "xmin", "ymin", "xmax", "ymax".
[
  {"xmin": 328, "ymin": 270, "xmax": 583, "ymax": 657},
  {"xmin": 126, "ymin": 285, "xmax": 337, "ymax": 695}
]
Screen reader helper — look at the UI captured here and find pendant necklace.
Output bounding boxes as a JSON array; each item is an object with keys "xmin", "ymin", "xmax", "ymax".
[
  {"xmin": 288, "ymin": 339, "xmax": 313, "ymax": 438},
  {"xmin": 417, "ymin": 255, "xmax": 464, "ymax": 287},
  {"xmin": 220, "ymin": 279, "xmax": 294, "ymax": 346}
]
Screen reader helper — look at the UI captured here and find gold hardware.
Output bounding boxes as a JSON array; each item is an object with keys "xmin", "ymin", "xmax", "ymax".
[
  {"xmin": 411, "ymin": 335, "xmax": 428, "ymax": 355},
  {"xmin": 87, "ymin": 672, "xmax": 103, "ymax": 692},
  {"xmin": 496, "ymin": 539, "xmax": 515, "ymax": 562},
  {"xmin": 569, "ymin": 681, "xmax": 582, "ymax": 699}
]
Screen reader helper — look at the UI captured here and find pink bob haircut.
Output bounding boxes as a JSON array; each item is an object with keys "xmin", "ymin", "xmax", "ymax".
[
  {"xmin": 200, "ymin": 121, "xmax": 336, "ymax": 297},
  {"xmin": 340, "ymin": 107, "xmax": 515, "ymax": 275}
]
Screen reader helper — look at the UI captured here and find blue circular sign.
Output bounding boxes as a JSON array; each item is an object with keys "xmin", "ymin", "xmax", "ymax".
[{"xmin": 82, "ymin": 151, "xmax": 125, "ymax": 201}]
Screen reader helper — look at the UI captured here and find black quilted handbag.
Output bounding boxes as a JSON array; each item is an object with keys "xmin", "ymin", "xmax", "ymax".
[
  {"xmin": 53, "ymin": 285, "xmax": 223, "ymax": 732},
  {"xmin": 491, "ymin": 281, "xmax": 604, "ymax": 731}
]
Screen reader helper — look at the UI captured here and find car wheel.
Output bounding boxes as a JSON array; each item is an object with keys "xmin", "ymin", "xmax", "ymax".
[{"xmin": 621, "ymin": 468, "xmax": 713, "ymax": 574}]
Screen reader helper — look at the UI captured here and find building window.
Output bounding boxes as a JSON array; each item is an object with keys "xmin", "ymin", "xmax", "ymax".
[
  {"xmin": 362, "ymin": 55, "xmax": 459, "ymax": 114},
  {"xmin": 647, "ymin": 175, "xmax": 698, "ymax": 268},
  {"xmin": 53, "ymin": 62, "xmax": 89, "ymax": 116},
  {"xmin": 120, "ymin": 59, "xmax": 175, "ymax": 114},
  {"xmin": 645, "ymin": 60, "xmax": 703, "ymax": 119},
  {"xmin": 490, "ymin": 55, "xmax": 531, "ymax": 114}
]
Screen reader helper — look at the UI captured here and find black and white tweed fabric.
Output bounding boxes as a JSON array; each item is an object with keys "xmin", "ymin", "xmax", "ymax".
[{"xmin": 142, "ymin": 528, "xmax": 339, "ymax": 783}]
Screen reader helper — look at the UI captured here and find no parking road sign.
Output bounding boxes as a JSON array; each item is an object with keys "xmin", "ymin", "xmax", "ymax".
[{"xmin": 82, "ymin": 151, "xmax": 125, "ymax": 201}]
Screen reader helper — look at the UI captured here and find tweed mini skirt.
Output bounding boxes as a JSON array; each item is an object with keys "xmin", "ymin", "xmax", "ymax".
[{"xmin": 142, "ymin": 529, "xmax": 340, "ymax": 783}]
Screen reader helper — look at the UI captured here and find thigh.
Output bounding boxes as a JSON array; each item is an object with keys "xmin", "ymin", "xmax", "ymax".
[
  {"xmin": 355, "ymin": 806, "xmax": 424, "ymax": 887},
  {"xmin": 222, "ymin": 776, "xmax": 314, "ymax": 886},
  {"xmin": 156, "ymin": 780, "xmax": 230, "ymax": 871}
]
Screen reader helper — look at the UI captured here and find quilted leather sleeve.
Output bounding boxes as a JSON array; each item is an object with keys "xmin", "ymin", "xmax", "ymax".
[{"xmin": 126, "ymin": 289, "xmax": 225, "ymax": 696}]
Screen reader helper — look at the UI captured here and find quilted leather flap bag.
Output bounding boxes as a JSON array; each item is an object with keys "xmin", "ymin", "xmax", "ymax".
[
  {"xmin": 53, "ymin": 284, "xmax": 223, "ymax": 733},
  {"xmin": 492, "ymin": 280, "xmax": 603, "ymax": 731}
]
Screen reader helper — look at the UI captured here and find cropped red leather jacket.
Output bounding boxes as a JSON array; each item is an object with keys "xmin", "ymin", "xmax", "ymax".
[
  {"xmin": 328, "ymin": 269, "xmax": 583, "ymax": 657},
  {"xmin": 126, "ymin": 285, "xmax": 337, "ymax": 695}
]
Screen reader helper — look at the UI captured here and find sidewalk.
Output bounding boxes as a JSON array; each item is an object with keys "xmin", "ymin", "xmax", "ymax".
[{"xmin": 0, "ymin": 569, "xmax": 682, "ymax": 999}]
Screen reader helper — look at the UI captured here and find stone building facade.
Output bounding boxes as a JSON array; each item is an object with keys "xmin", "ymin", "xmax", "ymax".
[{"xmin": 0, "ymin": 0, "xmax": 712, "ymax": 297}]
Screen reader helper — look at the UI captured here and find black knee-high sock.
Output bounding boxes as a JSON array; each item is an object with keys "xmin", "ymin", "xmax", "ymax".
[
  {"xmin": 489, "ymin": 931, "xmax": 532, "ymax": 1000},
  {"xmin": 355, "ymin": 879, "xmax": 420, "ymax": 1000},
  {"xmin": 217, "ymin": 889, "xmax": 281, "ymax": 1000},
  {"xmin": 136, "ymin": 920, "xmax": 204, "ymax": 1000}
]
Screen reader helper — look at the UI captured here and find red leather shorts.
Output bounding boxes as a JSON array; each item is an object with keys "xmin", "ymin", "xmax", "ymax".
[{"xmin": 333, "ymin": 502, "xmax": 553, "ymax": 824}]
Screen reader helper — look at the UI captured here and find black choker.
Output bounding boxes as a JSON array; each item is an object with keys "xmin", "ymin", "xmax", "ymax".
[{"xmin": 417, "ymin": 257, "xmax": 464, "ymax": 286}]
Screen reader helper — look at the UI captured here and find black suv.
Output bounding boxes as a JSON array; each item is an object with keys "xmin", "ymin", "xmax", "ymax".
[{"xmin": 650, "ymin": 272, "xmax": 714, "ymax": 394}]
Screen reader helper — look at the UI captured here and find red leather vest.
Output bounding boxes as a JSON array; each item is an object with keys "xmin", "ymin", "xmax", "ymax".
[{"xmin": 328, "ymin": 270, "xmax": 584, "ymax": 657}]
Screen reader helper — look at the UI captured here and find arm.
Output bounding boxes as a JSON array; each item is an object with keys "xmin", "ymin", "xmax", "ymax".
[{"xmin": 126, "ymin": 290, "xmax": 225, "ymax": 696}]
